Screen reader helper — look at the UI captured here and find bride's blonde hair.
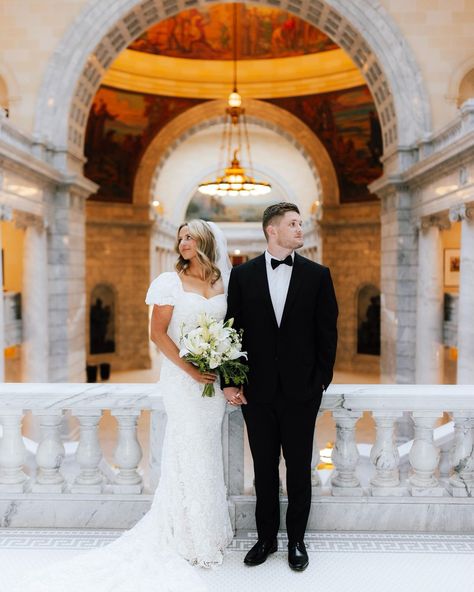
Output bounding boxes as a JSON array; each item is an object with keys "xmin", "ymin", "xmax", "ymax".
[{"xmin": 175, "ymin": 219, "xmax": 221, "ymax": 285}]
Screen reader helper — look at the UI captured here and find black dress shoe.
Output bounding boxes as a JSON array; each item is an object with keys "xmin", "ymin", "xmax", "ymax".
[
  {"xmin": 244, "ymin": 538, "xmax": 278, "ymax": 565},
  {"xmin": 288, "ymin": 541, "xmax": 309, "ymax": 571}
]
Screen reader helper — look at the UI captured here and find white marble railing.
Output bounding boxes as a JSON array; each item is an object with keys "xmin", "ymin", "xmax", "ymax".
[
  {"xmin": 1, "ymin": 383, "xmax": 473, "ymax": 497},
  {"xmin": 1, "ymin": 383, "xmax": 474, "ymax": 530},
  {"xmin": 0, "ymin": 111, "xmax": 34, "ymax": 156},
  {"xmin": 422, "ymin": 98, "xmax": 474, "ymax": 156}
]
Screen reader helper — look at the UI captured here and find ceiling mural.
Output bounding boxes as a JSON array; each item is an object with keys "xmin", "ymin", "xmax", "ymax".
[
  {"xmin": 128, "ymin": 3, "xmax": 337, "ymax": 60},
  {"xmin": 84, "ymin": 85, "xmax": 382, "ymax": 206},
  {"xmin": 267, "ymin": 87, "xmax": 383, "ymax": 203},
  {"xmin": 84, "ymin": 87, "xmax": 204, "ymax": 202}
]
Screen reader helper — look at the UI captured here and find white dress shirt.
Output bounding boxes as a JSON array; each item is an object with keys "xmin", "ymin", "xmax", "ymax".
[{"xmin": 265, "ymin": 250, "xmax": 295, "ymax": 326}]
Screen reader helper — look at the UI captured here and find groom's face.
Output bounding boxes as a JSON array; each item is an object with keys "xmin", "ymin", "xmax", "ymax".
[{"xmin": 272, "ymin": 211, "xmax": 304, "ymax": 250}]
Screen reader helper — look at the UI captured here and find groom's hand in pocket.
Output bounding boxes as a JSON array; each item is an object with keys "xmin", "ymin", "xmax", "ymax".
[{"xmin": 223, "ymin": 387, "xmax": 247, "ymax": 406}]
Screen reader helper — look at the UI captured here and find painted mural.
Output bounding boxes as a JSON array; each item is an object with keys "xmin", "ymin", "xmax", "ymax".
[
  {"xmin": 84, "ymin": 87, "xmax": 203, "ymax": 202},
  {"xmin": 267, "ymin": 87, "xmax": 383, "ymax": 202},
  {"xmin": 185, "ymin": 191, "xmax": 284, "ymax": 223},
  {"xmin": 84, "ymin": 85, "xmax": 382, "ymax": 206},
  {"xmin": 128, "ymin": 4, "xmax": 337, "ymax": 60}
]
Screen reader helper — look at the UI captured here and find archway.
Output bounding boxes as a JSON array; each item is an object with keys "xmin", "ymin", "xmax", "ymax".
[
  {"xmin": 134, "ymin": 98, "xmax": 338, "ymax": 214},
  {"xmin": 89, "ymin": 283, "xmax": 116, "ymax": 355},
  {"xmin": 357, "ymin": 284, "xmax": 381, "ymax": 356},
  {"xmin": 34, "ymin": 0, "xmax": 431, "ymax": 172}
]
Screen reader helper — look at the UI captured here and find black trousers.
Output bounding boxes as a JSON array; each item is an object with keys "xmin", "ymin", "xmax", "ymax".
[{"xmin": 242, "ymin": 386, "xmax": 319, "ymax": 544}]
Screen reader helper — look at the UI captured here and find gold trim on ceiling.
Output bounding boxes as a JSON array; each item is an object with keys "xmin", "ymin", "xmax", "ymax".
[{"xmin": 102, "ymin": 48, "xmax": 365, "ymax": 99}]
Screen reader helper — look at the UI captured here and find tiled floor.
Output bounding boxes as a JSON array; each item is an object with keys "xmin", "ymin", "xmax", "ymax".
[{"xmin": 0, "ymin": 529, "xmax": 473, "ymax": 592}]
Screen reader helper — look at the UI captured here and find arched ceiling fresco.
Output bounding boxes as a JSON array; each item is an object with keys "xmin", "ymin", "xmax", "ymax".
[
  {"xmin": 84, "ymin": 3, "xmax": 382, "ymax": 207},
  {"xmin": 128, "ymin": 4, "xmax": 338, "ymax": 60}
]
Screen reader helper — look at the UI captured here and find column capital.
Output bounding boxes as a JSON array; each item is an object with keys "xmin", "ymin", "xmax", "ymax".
[
  {"xmin": 449, "ymin": 202, "xmax": 474, "ymax": 223},
  {"xmin": 13, "ymin": 209, "xmax": 46, "ymax": 232},
  {"xmin": 417, "ymin": 212, "xmax": 451, "ymax": 232},
  {"xmin": 0, "ymin": 204, "xmax": 13, "ymax": 221}
]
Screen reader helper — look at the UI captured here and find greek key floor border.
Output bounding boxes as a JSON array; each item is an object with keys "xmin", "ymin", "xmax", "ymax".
[{"xmin": 1, "ymin": 529, "xmax": 474, "ymax": 554}]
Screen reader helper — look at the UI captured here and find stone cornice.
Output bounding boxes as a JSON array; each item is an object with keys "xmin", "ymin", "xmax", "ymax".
[
  {"xmin": 0, "ymin": 140, "xmax": 64, "ymax": 186},
  {"xmin": 400, "ymin": 131, "xmax": 474, "ymax": 189},
  {"xmin": 1, "ymin": 114, "xmax": 92, "ymax": 193},
  {"xmin": 370, "ymin": 131, "xmax": 474, "ymax": 199}
]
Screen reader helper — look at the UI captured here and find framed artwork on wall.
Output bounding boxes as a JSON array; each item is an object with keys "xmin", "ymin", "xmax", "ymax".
[{"xmin": 444, "ymin": 248, "xmax": 460, "ymax": 287}]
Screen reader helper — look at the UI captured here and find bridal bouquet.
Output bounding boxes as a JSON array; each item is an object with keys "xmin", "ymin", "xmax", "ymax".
[{"xmin": 179, "ymin": 314, "xmax": 249, "ymax": 397}]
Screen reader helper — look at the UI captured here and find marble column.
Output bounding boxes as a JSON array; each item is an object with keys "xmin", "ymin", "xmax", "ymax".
[
  {"xmin": 375, "ymin": 185, "xmax": 418, "ymax": 383},
  {"xmin": 47, "ymin": 180, "xmax": 95, "ymax": 382},
  {"xmin": 0, "ymin": 205, "xmax": 13, "ymax": 382},
  {"xmin": 450, "ymin": 203, "xmax": 474, "ymax": 383},
  {"xmin": 415, "ymin": 215, "xmax": 446, "ymax": 384},
  {"xmin": 16, "ymin": 212, "xmax": 49, "ymax": 381}
]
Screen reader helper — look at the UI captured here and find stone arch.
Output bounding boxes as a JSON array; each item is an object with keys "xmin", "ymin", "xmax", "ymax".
[
  {"xmin": 458, "ymin": 70, "xmax": 474, "ymax": 107},
  {"xmin": 0, "ymin": 76, "xmax": 8, "ymax": 115},
  {"xmin": 447, "ymin": 55, "xmax": 474, "ymax": 107},
  {"xmin": 133, "ymin": 99, "xmax": 338, "ymax": 214},
  {"xmin": 34, "ymin": 0, "xmax": 431, "ymax": 169},
  {"xmin": 89, "ymin": 283, "xmax": 117, "ymax": 355},
  {"xmin": 356, "ymin": 283, "xmax": 380, "ymax": 356},
  {"xmin": 0, "ymin": 59, "xmax": 20, "ymax": 117}
]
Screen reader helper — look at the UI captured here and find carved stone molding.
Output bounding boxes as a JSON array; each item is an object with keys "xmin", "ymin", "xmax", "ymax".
[
  {"xmin": 417, "ymin": 212, "xmax": 451, "ymax": 232},
  {"xmin": 0, "ymin": 204, "xmax": 13, "ymax": 221},
  {"xmin": 13, "ymin": 210, "xmax": 46, "ymax": 231},
  {"xmin": 449, "ymin": 202, "xmax": 474, "ymax": 223}
]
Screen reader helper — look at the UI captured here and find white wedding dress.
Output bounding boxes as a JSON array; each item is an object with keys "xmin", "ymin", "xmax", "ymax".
[{"xmin": 13, "ymin": 271, "xmax": 233, "ymax": 592}]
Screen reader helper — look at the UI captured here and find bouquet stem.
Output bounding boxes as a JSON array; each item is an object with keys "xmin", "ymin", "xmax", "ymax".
[{"xmin": 202, "ymin": 383, "xmax": 216, "ymax": 397}]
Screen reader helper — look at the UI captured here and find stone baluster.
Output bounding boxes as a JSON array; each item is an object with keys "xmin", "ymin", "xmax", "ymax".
[
  {"xmin": 311, "ymin": 423, "xmax": 322, "ymax": 489},
  {"xmin": 32, "ymin": 411, "xmax": 66, "ymax": 492},
  {"xmin": 370, "ymin": 412, "xmax": 405, "ymax": 495},
  {"xmin": 111, "ymin": 410, "xmax": 143, "ymax": 493},
  {"xmin": 408, "ymin": 412, "xmax": 444, "ymax": 495},
  {"xmin": 449, "ymin": 413, "xmax": 474, "ymax": 497},
  {"xmin": 449, "ymin": 202, "xmax": 474, "ymax": 383},
  {"xmin": 0, "ymin": 411, "xmax": 28, "ymax": 491},
  {"xmin": 149, "ymin": 409, "xmax": 167, "ymax": 491},
  {"xmin": 71, "ymin": 410, "xmax": 104, "ymax": 493},
  {"xmin": 438, "ymin": 440, "xmax": 453, "ymax": 481},
  {"xmin": 331, "ymin": 410, "xmax": 363, "ymax": 496}
]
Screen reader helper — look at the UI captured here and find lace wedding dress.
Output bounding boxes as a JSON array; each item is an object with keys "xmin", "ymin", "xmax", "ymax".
[{"xmin": 13, "ymin": 272, "xmax": 233, "ymax": 592}]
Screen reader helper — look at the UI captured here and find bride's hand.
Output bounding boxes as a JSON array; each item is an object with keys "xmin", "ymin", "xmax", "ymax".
[
  {"xmin": 223, "ymin": 387, "xmax": 247, "ymax": 406},
  {"xmin": 186, "ymin": 364, "xmax": 217, "ymax": 384}
]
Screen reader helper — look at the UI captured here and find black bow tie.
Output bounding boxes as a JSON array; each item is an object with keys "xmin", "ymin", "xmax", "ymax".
[{"xmin": 271, "ymin": 255, "xmax": 293, "ymax": 270}]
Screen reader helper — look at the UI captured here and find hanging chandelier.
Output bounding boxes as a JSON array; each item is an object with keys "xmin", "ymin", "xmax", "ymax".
[{"xmin": 198, "ymin": 4, "xmax": 271, "ymax": 198}]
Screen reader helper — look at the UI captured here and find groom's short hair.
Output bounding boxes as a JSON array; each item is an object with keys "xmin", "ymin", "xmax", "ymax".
[{"xmin": 262, "ymin": 202, "xmax": 300, "ymax": 239}]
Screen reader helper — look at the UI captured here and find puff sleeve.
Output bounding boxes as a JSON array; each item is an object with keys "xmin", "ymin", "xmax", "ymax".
[{"xmin": 145, "ymin": 272, "xmax": 180, "ymax": 306}]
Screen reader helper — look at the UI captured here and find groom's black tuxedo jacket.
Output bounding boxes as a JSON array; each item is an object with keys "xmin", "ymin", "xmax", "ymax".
[{"xmin": 224, "ymin": 252, "xmax": 338, "ymax": 404}]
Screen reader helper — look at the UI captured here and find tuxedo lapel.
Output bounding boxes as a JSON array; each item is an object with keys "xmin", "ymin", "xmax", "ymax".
[
  {"xmin": 280, "ymin": 253, "xmax": 305, "ymax": 328},
  {"xmin": 253, "ymin": 254, "xmax": 278, "ymax": 328}
]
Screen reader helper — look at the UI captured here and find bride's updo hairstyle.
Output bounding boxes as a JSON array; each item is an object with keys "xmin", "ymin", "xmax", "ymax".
[{"xmin": 175, "ymin": 219, "xmax": 221, "ymax": 285}]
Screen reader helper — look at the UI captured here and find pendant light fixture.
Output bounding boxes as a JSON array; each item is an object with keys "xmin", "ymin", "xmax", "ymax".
[{"xmin": 198, "ymin": 4, "xmax": 271, "ymax": 198}]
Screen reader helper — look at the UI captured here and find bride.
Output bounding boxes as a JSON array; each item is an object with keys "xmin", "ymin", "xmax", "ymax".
[{"xmin": 14, "ymin": 219, "xmax": 239, "ymax": 592}]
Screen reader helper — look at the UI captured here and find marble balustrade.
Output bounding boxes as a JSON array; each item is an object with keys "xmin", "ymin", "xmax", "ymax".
[{"xmin": 1, "ymin": 383, "xmax": 474, "ymax": 531}]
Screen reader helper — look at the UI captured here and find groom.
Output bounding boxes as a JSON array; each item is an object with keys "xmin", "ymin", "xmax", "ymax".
[{"xmin": 223, "ymin": 202, "xmax": 338, "ymax": 571}]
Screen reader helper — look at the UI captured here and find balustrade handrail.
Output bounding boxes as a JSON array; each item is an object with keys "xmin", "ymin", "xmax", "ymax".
[
  {"xmin": 1, "ymin": 381, "xmax": 474, "ymax": 532},
  {"xmin": 1, "ymin": 383, "xmax": 474, "ymax": 412}
]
